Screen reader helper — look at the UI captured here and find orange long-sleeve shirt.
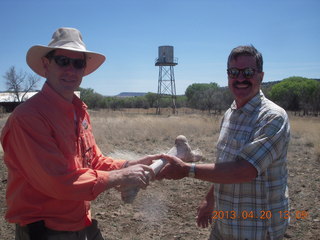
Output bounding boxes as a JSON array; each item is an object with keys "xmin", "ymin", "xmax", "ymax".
[{"xmin": 1, "ymin": 83, "xmax": 126, "ymax": 231}]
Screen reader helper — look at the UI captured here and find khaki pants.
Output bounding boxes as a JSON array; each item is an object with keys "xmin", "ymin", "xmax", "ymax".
[{"xmin": 15, "ymin": 220, "xmax": 104, "ymax": 240}]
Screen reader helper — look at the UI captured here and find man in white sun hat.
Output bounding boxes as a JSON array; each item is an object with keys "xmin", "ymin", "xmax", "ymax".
[{"xmin": 1, "ymin": 27, "xmax": 162, "ymax": 240}]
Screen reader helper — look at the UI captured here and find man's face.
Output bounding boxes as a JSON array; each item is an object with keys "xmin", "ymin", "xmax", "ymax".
[
  {"xmin": 228, "ymin": 55, "xmax": 264, "ymax": 108},
  {"xmin": 42, "ymin": 49, "xmax": 86, "ymax": 101}
]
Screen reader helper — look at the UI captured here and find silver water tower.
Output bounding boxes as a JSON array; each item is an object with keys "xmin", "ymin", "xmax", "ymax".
[{"xmin": 155, "ymin": 46, "xmax": 178, "ymax": 114}]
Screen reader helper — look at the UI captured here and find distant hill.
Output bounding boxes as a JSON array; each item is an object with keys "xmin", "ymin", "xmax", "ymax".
[{"xmin": 115, "ymin": 92, "xmax": 147, "ymax": 98}]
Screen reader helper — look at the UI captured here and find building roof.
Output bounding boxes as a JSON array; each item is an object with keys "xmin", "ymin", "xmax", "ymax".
[{"xmin": 0, "ymin": 91, "xmax": 80, "ymax": 102}]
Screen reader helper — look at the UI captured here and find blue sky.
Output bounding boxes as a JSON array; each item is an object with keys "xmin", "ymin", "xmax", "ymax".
[{"xmin": 1, "ymin": 0, "xmax": 319, "ymax": 96}]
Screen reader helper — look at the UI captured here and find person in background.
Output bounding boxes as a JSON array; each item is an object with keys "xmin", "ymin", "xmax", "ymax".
[
  {"xmin": 1, "ymin": 27, "xmax": 162, "ymax": 240},
  {"xmin": 158, "ymin": 45, "xmax": 290, "ymax": 240}
]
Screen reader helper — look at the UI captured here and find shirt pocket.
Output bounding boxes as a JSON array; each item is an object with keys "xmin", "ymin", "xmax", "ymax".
[{"xmin": 217, "ymin": 137, "xmax": 247, "ymax": 163}]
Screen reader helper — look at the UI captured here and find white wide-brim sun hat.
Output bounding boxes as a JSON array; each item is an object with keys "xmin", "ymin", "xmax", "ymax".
[{"xmin": 26, "ymin": 27, "xmax": 106, "ymax": 77}]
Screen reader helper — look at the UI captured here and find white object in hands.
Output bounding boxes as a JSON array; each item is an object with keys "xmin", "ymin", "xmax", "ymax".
[
  {"xmin": 121, "ymin": 135, "xmax": 202, "ymax": 203},
  {"xmin": 149, "ymin": 158, "xmax": 168, "ymax": 175},
  {"xmin": 120, "ymin": 159, "xmax": 167, "ymax": 204}
]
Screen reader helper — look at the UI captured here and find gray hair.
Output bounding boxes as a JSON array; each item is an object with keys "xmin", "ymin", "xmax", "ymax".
[{"xmin": 227, "ymin": 45, "xmax": 263, "ymax": 72}]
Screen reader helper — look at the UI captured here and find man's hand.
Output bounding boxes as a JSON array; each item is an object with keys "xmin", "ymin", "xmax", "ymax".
[
  {"xmin": 108, "ymin": 164, "xmax": 155, "ymax": 191},
  {"xmin": 126, "ymin": 154, "xmax": 164, "ymax": 167},
  {"xmin": 196, "ymin": 197, "xmax": 214, "ymax": 228},
  {"xmin": 156, "ymin": 154, "xmax": 189, "ymax": 180},
  {"xmin": 196, "ymin": 185, "xmax": 215, "ymax": 228},
  {"xmin": 119, "ymin": 164, "xmax": 155, "ymax": 189}
]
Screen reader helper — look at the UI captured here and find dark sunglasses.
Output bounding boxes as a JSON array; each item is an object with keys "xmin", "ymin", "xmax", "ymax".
[
  {"xmin": 227, "ymin": 67, "xmax": 256, "ymax": 79},
  {"xmin": 52, "ymin": 55, "xmax": 86, "ymax": 69}
]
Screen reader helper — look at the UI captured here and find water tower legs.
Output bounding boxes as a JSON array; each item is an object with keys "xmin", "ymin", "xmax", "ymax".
[{"xmin": 156, "ymin": 66, "xmax": 176, "ymax": 114}]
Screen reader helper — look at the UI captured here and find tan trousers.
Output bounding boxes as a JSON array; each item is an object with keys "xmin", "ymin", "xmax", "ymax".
[{"xmin": 15, "ymin": 220, "xmax": 104, "ymax": 240}]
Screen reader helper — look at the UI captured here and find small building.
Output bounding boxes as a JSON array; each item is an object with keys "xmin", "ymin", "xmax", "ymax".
[{"xmin": 0, "ymin": 91, "xmax": 80, "ymax": 112}]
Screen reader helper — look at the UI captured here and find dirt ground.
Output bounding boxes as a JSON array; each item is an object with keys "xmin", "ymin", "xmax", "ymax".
[{"xmin": 0, "ymin": 112, "xmax": 319, "ymax": 239}]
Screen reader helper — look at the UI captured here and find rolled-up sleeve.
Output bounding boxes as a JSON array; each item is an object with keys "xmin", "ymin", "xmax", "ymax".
[{"xmin": 239, "ymin": 114, "xmax": 289, "ymax": 175}]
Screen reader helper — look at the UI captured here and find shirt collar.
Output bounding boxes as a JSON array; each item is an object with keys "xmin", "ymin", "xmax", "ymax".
[
  {"xmin": 40, "ymin": 83, "xmax": 87, "ymax": 113},
  {"xmin": 231, "ymin": 90, "xmax": 264, "ymax": 115}
]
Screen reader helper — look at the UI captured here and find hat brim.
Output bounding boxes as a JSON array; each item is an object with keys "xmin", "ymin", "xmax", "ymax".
[{"xmin": 26, "ymin": 45, "xmax": 106, "ymax": 77}]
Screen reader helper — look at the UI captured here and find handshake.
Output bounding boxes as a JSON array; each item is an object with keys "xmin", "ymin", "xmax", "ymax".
[{"xmin": 115, "ymin": 135, "xmax": 202, "ymax": 203}]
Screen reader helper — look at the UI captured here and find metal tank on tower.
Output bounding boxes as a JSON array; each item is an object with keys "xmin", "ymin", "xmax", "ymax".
[{"xmin": 155, "ymin": 46, "xmax": 178, "ymax": 114}]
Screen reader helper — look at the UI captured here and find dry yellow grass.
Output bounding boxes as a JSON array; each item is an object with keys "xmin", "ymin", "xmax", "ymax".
[
  {"xmin": 90, "ymin": 109, "xmax": 320, "ymax": 163},
  {"xmin": 90, "ymin": 109, "xmax": 221, "ymax": 159},
  {"xmin": 289, "ymin": 114, "xmax": 320, "ymax": 161}
]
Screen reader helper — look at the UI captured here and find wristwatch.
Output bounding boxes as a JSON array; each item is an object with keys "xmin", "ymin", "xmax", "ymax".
[{"xmin": 188, "ymin": 163, "xmax": 196, "ymax": 178}]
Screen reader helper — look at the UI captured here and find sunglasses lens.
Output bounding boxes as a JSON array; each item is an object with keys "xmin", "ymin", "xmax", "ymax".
[
  {"xmin": 227, "ymin": 68, "xmax": 255, "ymax": 79},
  {"xmin": 54, "ymin": 56, "xmax": 70, "ymax": 67},
  {"xmin": 53, "ymin": 56, "xmax": 86, "ymax": 69},
  {"xmin": 227, "ymin": 68, "xmax": 239, "ymax": 78},
  {"xmin": 243, "ymin": 68, "xmax": 255, "ymax": 79},
  {"xmin": 73, "ymin": 59, "xmax": 86, "ymax": 69}
]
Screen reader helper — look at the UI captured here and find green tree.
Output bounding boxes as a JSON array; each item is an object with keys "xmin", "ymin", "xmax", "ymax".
[
  {"xmin": 175, "ymin": 95, "xmax": 187, "ymax": 108},
  {"xmin": 185, "ymin": 82, "xmax": 219, "ymax": 108},
  {"xmin": 144, "ymin": 92, "xmax": 158, "ymax": 108},
  {"xmin": 269, "ymin": 77, "xmax": 320, "ymax": 114},
  {"xmin": 79, "ymin": 87, "xmax": 106, "ymax": 109},
  {"xmin": 185, "ymin": 82, "xmax": 219, "ymax": 100},
  {"xmin": 311, "ymin": 82, "xmax": 320, "ymax": 114}
]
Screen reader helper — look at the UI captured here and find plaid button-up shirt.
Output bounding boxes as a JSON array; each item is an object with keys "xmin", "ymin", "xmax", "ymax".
[{"xmin": 213, "ymin": 91, "xmax": 290, "ymax": 240}]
